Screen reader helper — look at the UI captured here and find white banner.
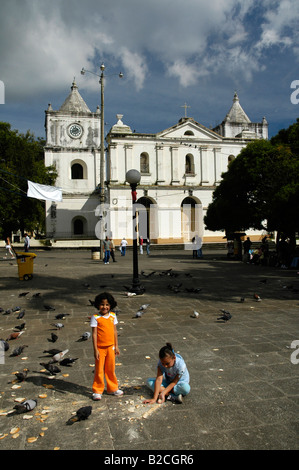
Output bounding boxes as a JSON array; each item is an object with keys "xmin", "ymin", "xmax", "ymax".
[{"xmin": 27, "ymin": 180, "xmax": 63, "ymax": 202}]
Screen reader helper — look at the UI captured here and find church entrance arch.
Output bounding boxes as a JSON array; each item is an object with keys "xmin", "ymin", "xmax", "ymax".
[
  {"xmin": 72, "ymin": 216, "xmax": 87, "ymax": 236},
  {"xmin": 181, "ymin": 196, "xmax": 203, "ymax": 242},
  {"xmin": 136, "ymin": 196, "xmax": 158, "ymax": 241}
]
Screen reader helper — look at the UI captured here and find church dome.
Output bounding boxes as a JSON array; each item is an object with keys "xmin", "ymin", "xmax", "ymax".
[
  {"xmin": 59, "ymin": 80, "xmax": 91, "ymax": 114},
  {"xmin": 224, "ymin": 92, "xmax": 251, "ymax": 124}
]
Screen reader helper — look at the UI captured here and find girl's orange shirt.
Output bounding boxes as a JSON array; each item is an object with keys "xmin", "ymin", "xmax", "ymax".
[{"xmin": 93, "ymin": 312, "xmax": 116, "ymax": 347}]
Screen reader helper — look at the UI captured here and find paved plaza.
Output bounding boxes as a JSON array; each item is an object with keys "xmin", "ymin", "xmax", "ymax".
[{"xmin": 0, "ymin": 245, "xmax": 299, "ymax": 452}]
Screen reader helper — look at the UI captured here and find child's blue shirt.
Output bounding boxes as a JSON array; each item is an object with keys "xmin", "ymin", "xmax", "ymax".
[{"xmin": 158, "ymin": 353, "xmax": 189, "ymax": 384}]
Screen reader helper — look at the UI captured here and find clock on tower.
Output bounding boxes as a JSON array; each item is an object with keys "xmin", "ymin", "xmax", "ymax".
[{"xmin": 68, "ymin": 123, "xmax": 83, "ymax": 139}]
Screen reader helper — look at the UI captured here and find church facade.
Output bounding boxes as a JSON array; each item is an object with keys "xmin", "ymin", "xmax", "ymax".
[{"xmin": 44, "ymin": 84, "xmax": 268, "ymax": 246}]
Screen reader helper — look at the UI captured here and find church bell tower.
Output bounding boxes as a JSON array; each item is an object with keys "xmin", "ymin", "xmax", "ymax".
[{"xmin": 44, "ymin": 80, "xmax": 102, "ymax": 241}]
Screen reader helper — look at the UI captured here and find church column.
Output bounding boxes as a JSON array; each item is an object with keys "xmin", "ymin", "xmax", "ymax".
[
  {"xmin": 170, "ymin": 145, "xmax": 180, "ymax": 185},
  {"xmin": 53, "ymin": 120, "xmax": 59, "ymax": 146},
  {"xmin": 93, "ymin": 148, "xmax": 99, "ymax": 188},
  {"xmin": 200, "ymin": 146, "xmax": 209, "ymax": 185},
  {"xmin": 124, "ymin": 144, "xmax": 133, "ymax": 180},
  {"xmin": 156, "ymin": 144, "xmax": 164, "ymax": 185},
  {"xmin": 213, "ymin": 147, "xmax": 222, "ymax": 184},
  {"xmin": 109, "ymin": 143, "xmax": 118, "ymax": 183}
]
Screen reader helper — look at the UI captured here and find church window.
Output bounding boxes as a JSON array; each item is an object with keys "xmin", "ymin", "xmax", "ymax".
[
  {"xmin": 73, "ymin": 218, "xmax": 84, "ymax": 235},
  {"xmin": 71, "ymin": 163, "xmax": 84, "ymax": 179},
  {"xmin": 228, "ymin": 155, "xmax": 235, "ymax": 166},
  {"xmin": 184, "ymin": 130, "xmax": 194, "ymax": 136},
  {"xmin": 140, "ymin": 152, "xmax": 149, "ymax": 173},
  {"xmin": 185, "ymin": 154, "xmax": 194, "ymax": 174}
]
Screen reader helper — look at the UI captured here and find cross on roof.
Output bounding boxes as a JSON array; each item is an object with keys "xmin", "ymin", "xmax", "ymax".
[{"xmin": 181, "ymin": 102, "xmax": 191, "ymax": 118}]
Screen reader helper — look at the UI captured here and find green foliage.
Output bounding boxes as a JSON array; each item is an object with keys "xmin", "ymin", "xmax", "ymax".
[
  {"xmin": 0, "ymin": 122, "xmax": 58, "ymax": 238},
  {"xmin": 204, "ymin": 119, "xmax": 299, "ymax": 237},
  {"xmin": 270, "ymin": 118, "xmax": 299, "ymax": 156}
]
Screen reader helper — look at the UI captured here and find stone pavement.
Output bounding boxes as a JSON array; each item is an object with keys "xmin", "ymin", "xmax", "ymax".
[{"xmin": 0, "ymin": 246, "xmax": 299, "ymax": 452}]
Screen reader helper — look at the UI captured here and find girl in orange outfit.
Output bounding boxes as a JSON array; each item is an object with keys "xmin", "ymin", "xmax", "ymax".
[{"xmin": 90, "ymin": 292, "xmax": 123, "ymax": 401}]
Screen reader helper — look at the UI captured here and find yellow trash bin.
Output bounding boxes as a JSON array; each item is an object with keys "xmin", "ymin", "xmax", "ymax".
[{"xmin": 15, "ymin": 252, "xmax": 37, "ymax": 280}]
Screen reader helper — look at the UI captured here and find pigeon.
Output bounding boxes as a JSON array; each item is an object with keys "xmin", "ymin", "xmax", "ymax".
[
  {"xmin": 40, "ymin": 362, "xmax": 61, "ymax": 375},
  {"xmin": 139, "ymin": 304, "xmax": 150, "ymax": 311},
  {"xmin": 217, "ymin": 309, "xmax": 232, "ymax": 322},
  {"xmin": 44, "ymin": 304, "xmax": 55, "ymax": 311},
  {"xmin": 185, "ymin": 287, "xmax": 202, "ymax": 293},
  {"xmin": 126, "ymin": 292, "xmax": 136, "ymax": 297},
  {"xmin": 60, "ymin": 357, "xmax": 78, "ymax": 366},
  {"xmin": 10, "ymin": 345, "xmax": 28, "ymax": 357},
  {"xmin": 191, "ymin": 310, "xmax": 199, "ymax": 318},
  {"xmin": 133, "ymin": 311, "xmax": 143, "ymax": 318},
  {"xmin": 16, "ymin": 310, "xmax": 25, "ymax": 319},
  {"xmin": 18, "ymin": 292, "xmax": 29, "ymax": 297},
  {"xmin": 12, "ymin": 306, "xmax": 22, "ymax": 313},
  {"xmin": 14, "ymin": 322, "xmax": 26, "ymax": 331},
  {"xmin": 55, "ymin": 313, "xmax": 69, "ymax": 320},
  {"xmin": 0, "ymin": 339, "xmax": 9, "ymax": 351},
  {"xmin": 51, "ymin": 323, "xmax": 64, "ymax": 330},
  {"xmin": 3, "ymin": 309, "xmax": 12, "ymax": 315},
  {"xmin": 79, "ymin": 332, "xmax": 91, "ymax": 341},
  {"xmin": 43, "ymin": 348, "xmax": 62, "ymax": 356},
  {"xmin": 50, "ymin": 349, "xmax": 69, "ymax": 363},
  {"xmin": 66, "ymin": 406, "xmax": 92, "ymax": 425},
  {"xmin": 32, "ymin": 292, "xmax": 41, "ymax": 298},
  {"xmin": 75, "ymin": 405, "xmax": 92, "ymax": 420},
  {"xmin": 283, "ymin": 285, "xmax": 294, "ymax": 290},
  {"xmin": 13, "ymin": 399, "xmax": 37, "ymax": 414},
  {"xmin": 160, "ymin": 268, "xmax": 173, "ymax": 276},
  {"xmin": 6, "ymin": 331, "xmax": 24, "ymax": 341},
  {"xmin": 254, "ymin": 293, "xmax": 261, "ymax": 301},
  {"xmin": 167, "ymin": 284, "xmax": 181, "ymax": 293},
  {"xmin": 141, "ymin": 271, "xmax": 156, "ymax": 278},
  {"xmin": 50, "ymin": 332, "xmax": 58, "ymax": 343},
  {"xmin": 169, "ymin": 271, "xmax": 179, "ymax": 278},
  {"xmin": 14, "ymin": 368, "xmax": 29, "ymax": 381}
]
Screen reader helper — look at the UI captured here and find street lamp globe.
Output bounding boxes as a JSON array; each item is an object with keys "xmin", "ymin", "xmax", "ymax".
[{"xmin": 126, "ymin": 169, "xmax": 141, "ymax": 185}]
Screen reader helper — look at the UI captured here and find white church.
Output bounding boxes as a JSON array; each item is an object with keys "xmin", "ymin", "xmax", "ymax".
[{"xmin": 44, "ymin": 81, "xmax": 268, "ymax": 247}]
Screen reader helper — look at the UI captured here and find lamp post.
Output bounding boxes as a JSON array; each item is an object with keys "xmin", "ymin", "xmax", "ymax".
[
  {"xmin": 126, "ymin": 169, "xmax": 144, "ymax": 295},
  {"xmin": 81, "ymin": 64, "xmax": 123, "ymax": 258}
]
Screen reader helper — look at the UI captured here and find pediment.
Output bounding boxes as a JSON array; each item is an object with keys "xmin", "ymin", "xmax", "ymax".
[{"xmin": 157, "ymin": 118, "xmax": 222, "ymax": 141}]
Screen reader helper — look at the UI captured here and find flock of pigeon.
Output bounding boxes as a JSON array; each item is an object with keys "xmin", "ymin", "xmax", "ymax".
[
  {"xmin": 0, "ymin": 287, "xmax": 161, "ymax": 433},
  {"xmin": 0, "ymin": 293, "xmax": 93, "ymax": 427},
  {"xmin": 138, "ymin": 267, "xmax": 271, "ymax": 324},
  {"xmin": 0, "ymin": 269, "xmax": 269, "ymax": 439}
]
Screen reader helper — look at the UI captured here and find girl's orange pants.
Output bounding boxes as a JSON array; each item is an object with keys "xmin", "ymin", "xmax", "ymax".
[{"xmin": 92, "ymin": 345, "xmax": 118, "ymax": 394}]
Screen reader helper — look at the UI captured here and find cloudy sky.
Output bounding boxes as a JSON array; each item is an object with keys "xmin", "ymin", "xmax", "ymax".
[{"xmin": 0, "ymin": 0, "xmax": 299, "ymax": 139}]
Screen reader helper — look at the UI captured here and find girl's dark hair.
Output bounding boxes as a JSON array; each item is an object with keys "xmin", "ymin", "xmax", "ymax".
[
  {"xmin": 94, "ymin": 292, "xmax": 117, "ymax": 310},
  {"xmin": 159, "ymin": 342, "xmax": 175, "ymax": 359}
]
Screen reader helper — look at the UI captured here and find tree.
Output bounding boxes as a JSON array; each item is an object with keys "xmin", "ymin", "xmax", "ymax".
[
  {"xmin": 0, "ymin": 122, "xmax": 57, "ymax": 239},
  {"xmin": 270, "ymin": 117, "xmax": 299, "ymax": 156},
  {"xmin": 204, "ymin": 134, "xmax": 299, "ymax": 245}
]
